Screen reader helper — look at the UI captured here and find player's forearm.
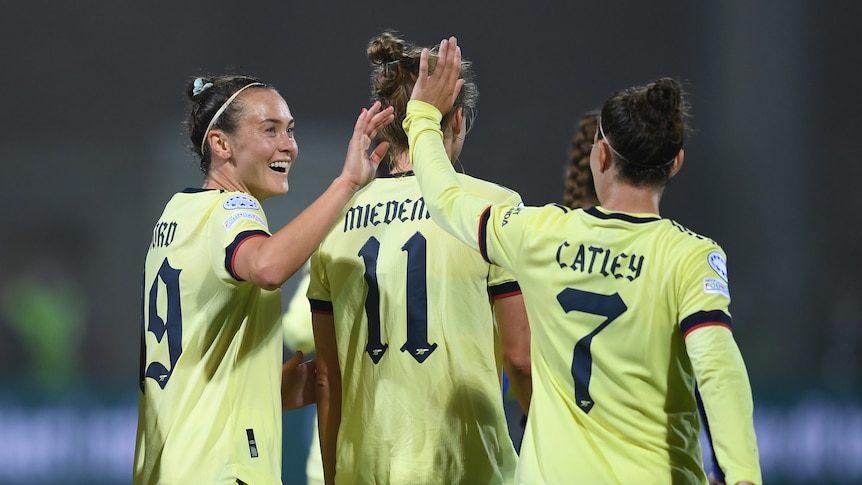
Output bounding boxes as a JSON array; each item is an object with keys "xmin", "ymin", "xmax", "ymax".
[
  {"xmin": 404, "ymin": 100, "xmax": 490, "ymax": 252},
  {"xmin": 312, "ymin": 314, "xmax": 342, "ymax": 485},
  {"xmin": 502, "ymin": 360, "xmax": 532, "ymax": 414},
  {"xmin": 315, "ymin": 367, "xmax": 341, "ymax": 485},
  {"xmin": 495, "ymin": 295, "xmax": 532, "ymax": 413},
  {"xmin": 252, "ymin": 178, "xmax": 356, "ymax": 289},
  {"xmin": 687, "ymin": 326, "xmax": 762, "ymax": 484}
]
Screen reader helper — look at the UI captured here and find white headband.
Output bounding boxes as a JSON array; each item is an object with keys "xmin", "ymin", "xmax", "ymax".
[{"xmin": 200, "ymin": 82, "xmax": 265, "ymax": 154}]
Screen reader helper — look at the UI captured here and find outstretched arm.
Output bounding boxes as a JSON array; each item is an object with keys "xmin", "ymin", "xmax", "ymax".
[
  {"xmin": 233, "ymin": 103, "xmax": 394, "ymax": 290},
  {"xmin": 404, "ymin": 38, "xmax": 503, "ymax": 253}
]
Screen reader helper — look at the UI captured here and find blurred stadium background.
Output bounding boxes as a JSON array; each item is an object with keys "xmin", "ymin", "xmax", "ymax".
[{"xmin": 1, "ymin": 1, "xmax": 860, "ymax": 483}]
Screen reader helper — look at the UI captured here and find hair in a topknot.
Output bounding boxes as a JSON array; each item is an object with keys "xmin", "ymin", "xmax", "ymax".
[
  {"xmin": 563, "ymin": 111, "xmax": 600, "ymax": 209},
  {"xmin": 367, "ymin": 31, "xmax": 478, "ymax": 171},
  {"xmin": 185, "ymin": 74, "xmax": 271, "ymax": 174},
  {"xmin": 599, "ymin": 77, "xmax": 691, "ymax": 188}
]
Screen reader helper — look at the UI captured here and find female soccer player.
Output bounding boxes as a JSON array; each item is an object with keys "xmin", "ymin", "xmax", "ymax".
[
  {"xmin": 405, "ymin": 38, "xmax": 761, "ymax": 485},
  {"xmin": 562, "ymin": 109, "xmax": 728, "ymax": 484},
  {"xmin": 308, "ymin": 32, "xmax": 531, "ymax": 484},
  {"xmin": 134, "ymin": 74, "xmax": 393, "ymax": 484}
]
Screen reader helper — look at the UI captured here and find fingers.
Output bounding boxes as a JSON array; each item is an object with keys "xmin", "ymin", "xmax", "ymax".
[
  {"xmin": 450, "ymin": 43, "xmax": 465, "ymax": 100},
  {"xmin": 352, "ymin": 101, "xmax": 379, "ymax": 135},
  {"xmin": 367, "ymin": 105, "xmax": 395, "ymax": 135},
  {"xmin": 410, "ymin": 36, "xmax": 465, "ymax": 114},
  {"xmin": 283, "ymin": 350, "xmax": 304, "ymax": 371},
  {"xmin": 441, "ymin": 38, "xmax": 464, "ymax": 100},
  {"xmin": 418, "ymin": 48, "xmax": 430, "ymax": 82},
  {"xmin": 435, "ymin": 37, "xmax": 459, "ymax": 86},
  {"xmin": 369, "ymin": 141, "xmax": 390, "ymax": 166},
  {"xmin": 353, "ymin": 101, "xmax": 393, "ymax": 141}
]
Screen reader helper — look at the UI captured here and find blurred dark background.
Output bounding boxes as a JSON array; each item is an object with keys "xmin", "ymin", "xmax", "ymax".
[{"xmin": 1, "ymin": 1, "xmax": 860, "ymax": 483}]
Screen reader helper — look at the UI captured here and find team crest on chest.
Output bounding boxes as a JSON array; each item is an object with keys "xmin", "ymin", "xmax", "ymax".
[
  {"xmin": 707, "ymin": 251, "xmax": 728, "ymax": 282},
  {"xmin": 224, "ymin": 194, "xmax": 260, "ymax": 210}
]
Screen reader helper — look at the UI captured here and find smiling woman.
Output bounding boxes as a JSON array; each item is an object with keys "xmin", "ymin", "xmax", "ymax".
[
  {"xmin": 132, "ymin": 73, "xmax": 393, "ymax": 485},
  {"xmin": 194, "ymin": 77, "xmax": 297, "ymax": 200}
]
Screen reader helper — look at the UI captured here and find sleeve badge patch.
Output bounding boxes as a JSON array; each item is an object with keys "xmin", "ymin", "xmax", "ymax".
[
  {"xmin": 703, "ymin": 277, "xmax": 730, "ymax": 299},
  {"xmin": 224, "ymin": 194, "xmax": 261, "ymax": 210},
  {"xmin": 707, "ymin": 251, "xmax": 728, "ymax": 282},
  {"xmin": 223, "ymin": 211, "xmax": 267, "ymax": 231}
]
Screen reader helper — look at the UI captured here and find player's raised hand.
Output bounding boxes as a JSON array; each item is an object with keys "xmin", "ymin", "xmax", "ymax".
[
  {"xmin": 340, "ymin": 101, "xmax": 393, "ymax": 190},
  {"xmin": 410, "ymin": 36, "xmax": 465, "ymax": 116}
]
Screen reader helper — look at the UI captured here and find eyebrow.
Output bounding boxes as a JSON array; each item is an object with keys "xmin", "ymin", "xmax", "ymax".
[{"xmin": 260, "ymin": 117, "xmax": 294, "ymax": 126}]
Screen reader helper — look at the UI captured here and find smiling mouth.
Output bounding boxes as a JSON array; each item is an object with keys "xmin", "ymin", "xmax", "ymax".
[{"xmin": 269, "ymin": 161, "xmax": 290, "ymax": 173}]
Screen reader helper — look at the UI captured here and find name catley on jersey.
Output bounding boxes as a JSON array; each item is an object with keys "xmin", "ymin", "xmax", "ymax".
[
  {"xmin": 135, "ymin": 188, "xmax": 283, "ymax": 485},
  {"xmin": 307, "ymin": 172, "xmax": 522, "ymax": 485}
]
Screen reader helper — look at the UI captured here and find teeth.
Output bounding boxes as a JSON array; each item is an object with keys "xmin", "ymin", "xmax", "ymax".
[{"xmin": 269, "ymin": 161, "xmax": 290, "ymax": 169}]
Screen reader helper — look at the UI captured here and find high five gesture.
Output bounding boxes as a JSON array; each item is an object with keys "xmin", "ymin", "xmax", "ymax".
[{"xmin": 410, "ymin": 37, "xmax": 465, "ymax": 116}]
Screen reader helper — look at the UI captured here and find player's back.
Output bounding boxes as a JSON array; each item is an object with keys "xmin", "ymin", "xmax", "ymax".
[
  {"xmin": 135, "ymin": 189, "xmax": 283, "ymax": 485},
  {"xmin": 308, "ymin": 172, "xmax": 520, "ymax": 485},
  {"xmin": 509, "ymin": 205, "xmax": 722, "ymax": 484}
]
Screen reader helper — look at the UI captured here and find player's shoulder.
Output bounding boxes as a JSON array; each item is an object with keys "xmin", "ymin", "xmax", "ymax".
[
  {"xmin": 217, "ymin": 191, "xmax": 264, "ymax": 211},
  {"xmin": 171, "ymin": 188, "xmax": 263, "ymax": 211},
  {"xmin": 178, "ymin": 189, "xmax": 269, "ymax": 234},
  {"xmin": 659, "ymin": 218, "xmax": 724, "ymax": 259},
  {"xmin": 455, "ymin": 173, "xmax": 522, "ymax": 203}
]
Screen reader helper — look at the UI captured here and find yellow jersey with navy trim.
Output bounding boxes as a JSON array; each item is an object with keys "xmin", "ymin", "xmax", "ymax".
[
  {"xmin": 134, "ymin": 188, "xmax": 283, "ymax": 485},
  {"xmin": 307, "ymin": 172, "xmax": 522, "ymax": 485},
  {"xmin": 404, "ymin": 100, "xmax": 761, "ymax": 485}
]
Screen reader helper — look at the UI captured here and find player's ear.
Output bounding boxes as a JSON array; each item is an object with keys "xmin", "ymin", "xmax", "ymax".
[
  {"xmin": 669, "ymin": 149, "xmax": 684, "ymax": 178},
  {"xmin": 450, "ymin": 106, "xmax": 464, "ymax": 135},
  {"xmin": 597, "ymin": 139, "xmax": 613, "ymax": 173},
  {"xmin": 209, "ymin": 130, "xmax": 232, "ymax": 160}
]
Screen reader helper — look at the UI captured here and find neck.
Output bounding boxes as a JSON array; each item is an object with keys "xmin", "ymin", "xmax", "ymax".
[
  {"xmin": 390, "ymin": 152, "xmax": 413, "ymax": 174},
  {"xmin": 598, "ymin": 184, "xmax": 663, "ymax": 216},
  {"xmin": 204, "ymin": 169, "xmax": 247, "ymax": 194}
]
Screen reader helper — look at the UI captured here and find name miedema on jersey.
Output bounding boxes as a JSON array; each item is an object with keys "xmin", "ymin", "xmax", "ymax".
[
  {"xmin": 342, "ymin": 197, "xmax": 431, "ymax": 232},
  {"xmin": 555, "ymin": 241, "xmax": 644, "ymax": 282}
]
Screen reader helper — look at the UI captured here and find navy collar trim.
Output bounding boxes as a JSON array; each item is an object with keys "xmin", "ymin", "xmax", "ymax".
[{"xmin": 584, "ymin": 206, "xmax": 660, "ymax": 223}]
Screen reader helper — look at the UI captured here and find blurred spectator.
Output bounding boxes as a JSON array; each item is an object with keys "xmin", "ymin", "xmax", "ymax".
[{"xmin": 0, "ymin": 235, "xmax": 86, "ymax": 391}]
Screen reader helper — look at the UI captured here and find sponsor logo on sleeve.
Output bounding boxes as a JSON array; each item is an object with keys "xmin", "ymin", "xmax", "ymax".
[
  {"xmin": 224, "ymin": 211, "xmax": 267, "ymax": 231},
  {"xmin": 703, "ymin": 277, "xmax": 730, "ymax": 299},
  {"xmin": 501, "ymin": 207, "xmax": 521, "ymax": 226},
  {"xmin": 707, "ymin": 251, "xmax": 728, "ymax": 282},
  {"xmin": 223, "ymin": 194, "xmax": 261, "ymax": 210}
]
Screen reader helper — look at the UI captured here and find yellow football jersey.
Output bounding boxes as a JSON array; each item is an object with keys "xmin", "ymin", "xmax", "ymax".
[
  {"xmin": 307, "ymin": 172, "xmax": 522, "ymax": 485},
  {"xmin": 134, "ymin": 189, "xmax": 283, "ymax": 485},
  {"xmin": 405, "ymin": 100, "xmax": 761, "ymax": 485}
]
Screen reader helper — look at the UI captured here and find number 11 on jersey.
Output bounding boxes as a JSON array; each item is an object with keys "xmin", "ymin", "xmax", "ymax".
[{"xmin": 359, "ymin": 231, "xmax": 438, "ymax": 365}]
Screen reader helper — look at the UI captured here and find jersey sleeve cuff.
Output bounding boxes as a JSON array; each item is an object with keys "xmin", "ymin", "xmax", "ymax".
[
  {"xmin": 489, "ymin": 281, "xmax": 522, "ymax": 299},
  {"xmin": 225, "ymin": 230, "xmax": 269, "ymax": 281},
  {"xmin": 309, "ymin": 299, "xmax": 333, "ymax": 314}
]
